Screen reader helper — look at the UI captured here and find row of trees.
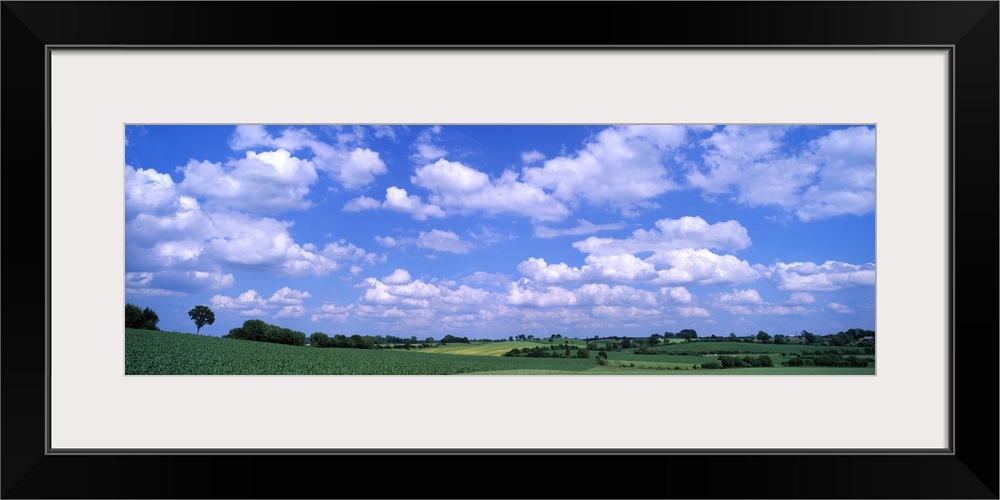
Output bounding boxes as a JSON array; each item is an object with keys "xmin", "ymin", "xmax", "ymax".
[
  {"xmin": 701, "ymin": 355, "xmax": 775, "ymax": 369},
  {"xmin": 784, "ymin": 355, "xmax": 871, "ymax": 367},
  {"xmin": 224, "ymin": 319, "xmax": 306, "ymax": 346},
  {"xmin": 502, "ymin": 346, "xmax": 590, "ymax": 358}
]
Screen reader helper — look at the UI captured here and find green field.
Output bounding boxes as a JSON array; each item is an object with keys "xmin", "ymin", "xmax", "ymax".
[
  {"xmin": 125, "ymin": 329, "xmax": 597, "ymax": 375},
  {"xmin": 126, "ymin": 329, "xmax": 874, "ymax": 375},
  {"xmin": 653, "ymin": 341, "xmax": 867, "ymax": 354}
]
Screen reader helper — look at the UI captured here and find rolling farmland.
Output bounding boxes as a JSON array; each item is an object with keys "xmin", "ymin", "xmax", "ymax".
[{"xmin": 126, "ymin": 328, "xmax": 875, "ymax": 375}]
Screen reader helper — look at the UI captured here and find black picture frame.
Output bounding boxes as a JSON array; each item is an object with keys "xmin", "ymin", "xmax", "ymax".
[{"xmin": 3, "ymin": 2, "xmax": 996, "ymax": 498}]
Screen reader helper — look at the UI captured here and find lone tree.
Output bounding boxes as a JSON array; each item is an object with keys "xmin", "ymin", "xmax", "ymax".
[{"xmin": 188, "ymin": 305, "xmax": 215, "ymax": 334}]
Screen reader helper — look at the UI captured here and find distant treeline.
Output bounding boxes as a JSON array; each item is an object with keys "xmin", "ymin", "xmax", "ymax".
[
  {"xmin": 307, "ymin": 333, "xmax": 471, "ymax": 349},
  {"xmin": 502, "ymin": 345, "xmax": 590, "ymax": 358},
  {"xmin": 224, "ymin": 319, "xmax": 306, "ymax": 346}
]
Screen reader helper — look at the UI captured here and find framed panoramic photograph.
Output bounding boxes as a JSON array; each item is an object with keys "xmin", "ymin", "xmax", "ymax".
[
  {"xmin": 4, "ymin": 2, "xmax": 997, "ymax": 499},
  {"xmin": 123, "ymin": 123, "xmax": 877, "ymax": 377}
]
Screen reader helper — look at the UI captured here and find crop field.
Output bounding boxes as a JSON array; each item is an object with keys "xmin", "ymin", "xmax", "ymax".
[
  {"xmin": 126, "ymin": 329, "xmax": 874, "ymax": 375},
  {"xmin": 126, "ymin": 329, "xmax": 597, "ymax": 375},
  {"xmin": 419, "ymin": 341, "xmax": 541, "ymax": 356}
]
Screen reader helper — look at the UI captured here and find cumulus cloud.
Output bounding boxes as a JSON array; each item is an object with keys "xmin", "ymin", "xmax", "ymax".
[
  {"xmin": 521, "ymin": 125, "xmax": 688, "ymax": 211},
  {"xmin": 517, "ymin": 254, "xmax": 658, "ymax": 284},
  {"xmin": 127, "ymin": 199, "xmax": 376, "ymax": 276},
  {"xmin": 763, "ymin": 260, "xmax": 875, "ymax": 291},
  {"xmin": 573, "ymin": 216, "xmax": 751, "ymax": 256},
  {"xmin": 350, "ymin": 275, "xmax": 499, "ymax": 329},
  {"xmin": 125, "ymin": 165, "xmax": 178, "ymax": 215},
  {"xmin": 687, "ymin": 125, "xmax": 875, "ymax": 221},
  {"xmin": 416, "ymin": 229, "xmax": 473, "ymax": 254},
  {"xmin": 412, "ymin": 159, "xmax": 490, "ymax": 193},
  {"xmin": 382, "ymin": 268, "xmax": 413, "ymax": 285},
  {"xmin": 229, "ymin": 125, "xmax": 388, "ymax": 189},
  {"xmin": 659, "ymin": 287, "xmax": 693, "ymax": 303},
  {"xmin": 310, "ymin": 303, "xmax": 353, "ymax": 323},
  {"xmin": 647, "ymin": 249, "xmax": 760, "ymax": 286},
  {"xmin": 266, "ymin": 286, "xmax": 312, "ymax": 305},
  {"xmin": 518, "ymin": 247, "xmax": 758, "ymax": 287},
  {"xmin": 412, "ymin": 160, "xmax": 570, "ymax": 222},
  {"xmin": 383, "ymin": 187, "xmax": 446, "ymax": 220},
  {"xmin": 210, "ymin": 289, "xmax": 268, "ymax": 311},
  {"xmin": 345, "ymin": 187, "xmax": 445, "ymax": 220},
  {"xmin": 788, "ymin": 292, "xmax": 816, "ymax": 304},
  {"xmin": 210, "ymin": 286, "xmax": 312, "ymax": 317},
  {"xmin": 534, "ymin": 219, "xmax": 626, "ymax": 239},
  {"xmin": 275, "ymin": 306, "xmax": 306, "ymax": 319},
  {"xmin": 177, "ymin": 150, "xmax": 318, "ymax": 214},
  {"xmin": 796, "ymin": 126, "xmax": 876, "ymax": 221}
]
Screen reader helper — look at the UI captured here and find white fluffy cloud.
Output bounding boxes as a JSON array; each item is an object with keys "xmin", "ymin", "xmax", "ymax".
[
  {"xmin": 210, "ymin": 286, "xmax": 312, "ymax": 317},
  {"xmin": 275, "ymin": 306, "xmax": 306, "ymax": 319},
  {"xmin": 177, "ymin": 150, "xmax": 318, "ymax": 214},
  {"xmin": 412, "ymin": 159, "xmax": 490, "ymax": 193},
  {"xmin": 416, "ymin": 229, "xmax": 473, "ymax": 254},
  {"xmin": 763, "ymin": 260, "xmax": 875, "ymax": 291},
  {"xmin": 383, "ymin": 187, "xmax": 446, "ymax": 220},
  {"xmin": 646, "ymin": 249, "xmax": 760, "ymax": 286},
  {"xmin": 266, "ymin": 286, "xmax": 312, "ymax": 305},
  {"xmin": 125, "ymin": 165, "xmax": 178, "ymax": 215},
  {"xmin": 345, "ymin": 187, "xmax": 445, "ymax": 220},
  {"xmin": 310, "ymin": 303, "xmax": 353, "ymax": 323},
  {"xmin": 210, "ymin": 289, "xmax": 267, "ymax": 311},
  {"xmin": 127, "ymin": 198, "xmax": 376, "ymax": 276},
  {"xmin": 659, "ymin": 287, "xmax": 693, "ymax": 303},
  {"xmin": 687, "ymin": 125, "xmax": 875, "ymax": 221},
  {"xmin": 796, "ymin": 126, "xmax": 876, "ymax": 221},
  {"xmin": 521, "ymin": 125, "xmax": 688, "ymax": 210},
  {"xmin": 573, "ymin": 216, "xmax": 751, "ymax": 256},
  {"xmin": 518, "ymin": 249, "xmax": 758, "ymax": 288},
  {"xmin": 788, "ymin": 292, "xmax": 816, "ymax": 304},
  {"xmin": 504, "ymin": 280, "xmax": 659, "ymax": 309},
  {"xmin": 229, "ymin": 125, "xmax": 387, "ymax": 189},
  {"xmin": 412, "ymin": 160, "xmax": 570, "ymax": 222},
  {"xmin": 382, "ymin": 268, "xmax": 413, "ymax": 285},
  {"xmin": 517, "ymin": 254, "xmax": 659, "ymax": 284}
]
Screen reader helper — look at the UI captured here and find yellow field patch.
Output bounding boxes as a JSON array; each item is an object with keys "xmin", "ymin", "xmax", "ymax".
[{"xmin": 420, "ymin": 341, "xmax": 543, "ymax": 357}]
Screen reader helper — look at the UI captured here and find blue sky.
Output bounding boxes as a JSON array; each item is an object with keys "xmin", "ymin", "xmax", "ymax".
[{"xmin": 125, "ymin": 124, "xmax": 875, "ymax": 339}]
